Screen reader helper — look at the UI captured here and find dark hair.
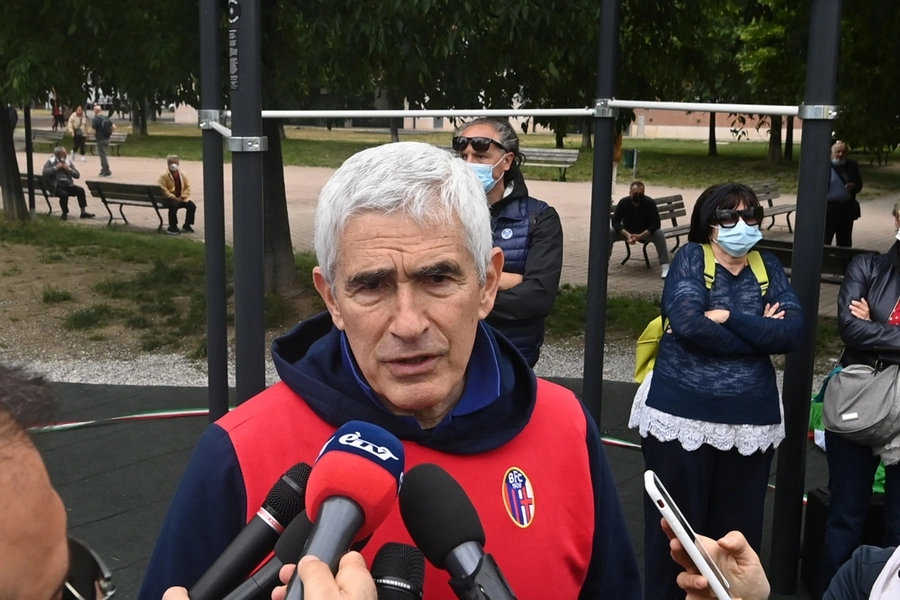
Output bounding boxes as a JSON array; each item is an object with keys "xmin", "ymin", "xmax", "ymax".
[
  {"xmin": 630, "ymin": 181, "xmax": 645, "ymax": 190},
  {"xmin": 688, "ymin": 183, "xmax": 760, "ymax": 244},
  {"xmin": 456, "ymin": 117, "xmax": 525, "ymax": 186},
  {"xmin": 0, "ymin": 364, "xmax": 57, "ymax": 448}
]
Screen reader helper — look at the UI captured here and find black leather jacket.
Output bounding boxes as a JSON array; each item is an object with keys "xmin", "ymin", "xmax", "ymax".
[{"xmin": 838, "ymin": 242, "xmax": 900, "ymax": 366}]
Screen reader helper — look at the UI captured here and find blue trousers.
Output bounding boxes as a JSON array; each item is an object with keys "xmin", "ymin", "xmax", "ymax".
[
  {"xmin": 822, "ymin": 430, "xmax": 900, "ymax": 592},
  {"xmin": 642, "ymin": 436, "xmax": 774, "ymax": 600}
]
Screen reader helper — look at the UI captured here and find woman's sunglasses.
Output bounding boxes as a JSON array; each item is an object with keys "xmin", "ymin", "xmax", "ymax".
[
  {"xmin": 64, "ymin": 538, "xmax": 116, "ymax": 600},
  {"xmin": 451, "ymin": 136, "xmax": 507, "ymax": 154},
  {"xmin": 715, "ymin": 206, "xmax": 764, "ymax": 229}
]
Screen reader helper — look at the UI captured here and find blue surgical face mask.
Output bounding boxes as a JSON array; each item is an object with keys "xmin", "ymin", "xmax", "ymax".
[
  {"xmin": 467, "ymin": 155, "xmax": 507, "ymax": 193},
  {"xmin": 712, "ymin": 220, "xmax": 762, "ymax": 257}
]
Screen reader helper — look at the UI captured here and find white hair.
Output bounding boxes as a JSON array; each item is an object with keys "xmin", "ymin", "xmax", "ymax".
[{"xmin": 314, "ymin": 142, "xmax": 493, "ymax": 288}]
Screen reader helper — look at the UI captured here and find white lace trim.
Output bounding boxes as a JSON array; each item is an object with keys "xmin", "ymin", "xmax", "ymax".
[{"xmin": 628, "ymin": 371, "xmax": 785, "ymax": 456}]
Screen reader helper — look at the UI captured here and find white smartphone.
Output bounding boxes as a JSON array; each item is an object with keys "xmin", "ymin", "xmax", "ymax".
[{"xmin": 644, "ymin": 470, "xmax": 733, "ymax": 600}]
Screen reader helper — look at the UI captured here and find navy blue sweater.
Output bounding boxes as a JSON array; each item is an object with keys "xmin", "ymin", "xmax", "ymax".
[{"xmin": 646, "ymin": 243, "xmax": 804, "ymax": 425}]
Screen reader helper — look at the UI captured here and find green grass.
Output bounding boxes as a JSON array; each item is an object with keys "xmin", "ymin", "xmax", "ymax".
[
  {"xmin": 64, "ymin": 304, "xmax": 114, "ymax": 329},
  {"xmin": 41, "ymin": 285, "xmax": 73, "ymax": 304}
]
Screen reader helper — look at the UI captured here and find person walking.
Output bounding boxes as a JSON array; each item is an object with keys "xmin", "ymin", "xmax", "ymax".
[
  {"xmin": 91, "ymin": 104, "xmax": 115, "ymax": 177},
  {"xmin": 67, "ymin": 105, "xmax": 89, "ymax": 162}
]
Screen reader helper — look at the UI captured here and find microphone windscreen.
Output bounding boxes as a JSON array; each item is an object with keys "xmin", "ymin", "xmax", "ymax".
[
  {"xmin": 399, "ymin": 463, "xmax": 484, "ymax": 569},
  {"xmin": 264, "ymin": 462, "xmax": 312, "ymax": 524},
  {"xmin": 274, "ymin": 511, "xmax": 313, "ymax": 562},
  {"xmin": 371, "ymin": 542, "xmax": 425, "ymax": 600},
  {"xmin": 305, "ymin": 421, "xmax": 405, "ymax": 540}
]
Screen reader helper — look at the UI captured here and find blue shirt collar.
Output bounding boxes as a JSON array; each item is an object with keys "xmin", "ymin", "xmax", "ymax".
[{"xmin": 339, "ymin": 321, "xmax": 502, "ymax": 427}]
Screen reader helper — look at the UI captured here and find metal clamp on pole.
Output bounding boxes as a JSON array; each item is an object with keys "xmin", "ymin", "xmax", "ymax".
[
  {"xmin": 198, "ymin": 109, "xmax": 227, "ymax": 130},
  {"xmin": 226, "ymin": 136, "xmax": 268, "ymax": 152},
  {"xmin": 593, "ymin": 98, "xmax": 617, "ymax": 118},
  {"xmin": 798, "ymin": 103, "xmax": 839, "ymax": 120}
]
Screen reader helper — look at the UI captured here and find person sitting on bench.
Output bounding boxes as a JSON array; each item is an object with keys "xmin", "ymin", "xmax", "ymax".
[
  {"xmin": 40, "ymin": 147, "xmax": 94, "ymax": 221},
  {"xmin": 158, "ymin": 155, "xmax": 197, "ymax": 235},
  {"xmin": 611, "ymin": 181, "xmax": 670, "ymax": 278}
]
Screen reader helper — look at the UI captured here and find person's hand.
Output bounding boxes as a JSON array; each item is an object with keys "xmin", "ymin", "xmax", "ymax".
[
  {"xmin": 704, "ymin": 309, "xmax": 730, "ymax": 324},
  {"xmin": 845, "ymin": 182, "xmax": 856, "ymax": 192},
  {"xmin": 662, "ymin": 520, "xmax": 770, "ymax": 600},
  {"xmin": 272, "ymin": 552, "xmax": 376, "ymax": 600},
  {"xmin": 161, "ymin": 586, "xmax": 189, "ymax": 600},
  {"xmin": 849, "ymin": 298, "xmax": 871, "ymax": 321},
  {"xmin": 498, "ymin": 272, "xmax": 524, "ymax": 291},
  {"xmin": 763, "ymin": 302, "xmax": 784, "ymax": 319}
]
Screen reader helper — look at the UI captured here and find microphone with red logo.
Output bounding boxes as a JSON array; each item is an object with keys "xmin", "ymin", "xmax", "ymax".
[
  {"xmin": 399, "ymin": 463, "xmax": 517, "ymax": 600},
  {"xmin": 190, "ymin": 462, "xmax": 312, "ymax": 600},
  {"xmin": 282, "ymin": 421, "xmax": 405, "ymax": 600}
]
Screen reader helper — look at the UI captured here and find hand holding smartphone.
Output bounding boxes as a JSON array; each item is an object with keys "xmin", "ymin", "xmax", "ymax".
[{"xmin": 644, "ymin": 470, "xmax": 733, "ymax": 600}]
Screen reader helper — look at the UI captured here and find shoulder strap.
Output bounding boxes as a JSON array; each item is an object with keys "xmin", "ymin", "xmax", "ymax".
[{"xmin": 702, "ymin": 244, "xmax": 769, "ymax": 293}]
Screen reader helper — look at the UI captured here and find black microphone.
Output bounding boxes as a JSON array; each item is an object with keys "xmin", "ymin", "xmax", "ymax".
[
  {"xmin": 372, "ymin": 542, "xmax": 425, "ymax": 600},
  {"xmin": 190, "ymin": 462, "xmax": 312, "ymax": 600},
  {"xmin": 399, "ymin": 463, "xmax": 517, "ymax": 600},
  {"xmin": 222, "ymin": 512, "xmax": 314, "ymax": 600}
]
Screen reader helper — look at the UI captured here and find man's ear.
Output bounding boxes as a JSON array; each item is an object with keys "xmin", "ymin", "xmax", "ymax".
[
  {"xmin": 478, "ymin": 248, "xmax": 504, "ymax": 320},
  {"xmin": 312, "ymin": 267, "xmax": 345, "ymax": 330}
]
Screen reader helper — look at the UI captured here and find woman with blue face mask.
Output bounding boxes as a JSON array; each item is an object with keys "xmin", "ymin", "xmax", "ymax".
[
  {"xmin": 452, "ymin": 117, "xmax": 563, "ymax": 368},
  {"xmin": 628, "ymin": 183, "xmax": 804, "ymax": 600}
]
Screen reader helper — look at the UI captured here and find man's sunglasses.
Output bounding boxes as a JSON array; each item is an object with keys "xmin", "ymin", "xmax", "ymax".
[
  {"xmin": 715, "ymin": 206, "xmax": 764, "ymax": 229},
  {"xmin": 452, "ymin": 136, "xmax": 507, "ymax": 154},
  {"xmin": 64, "ymin": 538, "xmax": 116, "ymax": 600}
]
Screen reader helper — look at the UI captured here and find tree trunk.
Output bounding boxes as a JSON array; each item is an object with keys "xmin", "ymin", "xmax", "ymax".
[
  {"xmin": 581, "ymin": 118, "xmax": 592, "ymax": 149},
  {"xmin": 262, "ymin": 118, "xmax": 297, "ymax": 295},
  {"xmin": 784, "ymin": 115, "xmax": 794, "ymax": 162},
  {"xmin": 0, "ymin": 102, "xmax": 27, "ymax": 220},
  {"xmin": 554, "ymin": 126, "xmax": 565, "ymax": 149},
  {"xmin": 707, "ymin": 112, "xmax": 718, "ymax": 156},
  {"xmin": 767, "ymin": 115, "xmax": 783, "ymax": 162}
]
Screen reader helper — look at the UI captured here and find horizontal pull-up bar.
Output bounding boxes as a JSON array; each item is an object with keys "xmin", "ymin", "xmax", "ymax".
[{"xmin": 607, "ymin": 99, "xmax": 801, "ymax": 117}]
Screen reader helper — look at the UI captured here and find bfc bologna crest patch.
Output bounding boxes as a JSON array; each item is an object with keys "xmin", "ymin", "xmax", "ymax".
[{"xmin": 502, "ymin": 467, "xmax": 535, "ymax": 528}]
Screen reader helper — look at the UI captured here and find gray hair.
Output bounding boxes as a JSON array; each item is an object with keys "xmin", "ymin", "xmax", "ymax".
[
  {"xmin": 455, "ymin": 117, "xmax": 526, "ymax": 171},
  {"xmin": 53, "ymin": 146, "xmax": 66, "ymax": 158},
  {"xmin": 166, "ymin": 154, "xmax": 180, "ymax": 164},
  {"xmin": 893, "ymin": 202, "xmax": 899, "ymax": 218},
  {"xmin": 314, "ymin": 142, "xmax": 493, "ymax": 289}
]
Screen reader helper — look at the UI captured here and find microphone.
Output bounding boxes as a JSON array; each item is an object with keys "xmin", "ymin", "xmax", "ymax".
[
  {"xmin": 283, "ymin": 421, "xmax": 405, "ymax": 600},
  {"xmin": 399, "ymin": 463, "xmax": 517, "ymax": 600},
  {"xmin": 372, "ymin": 542, "xmax": 425, "ymax": 600},
  {"xmin": 190, "ymin": 462, "xmax": 312, "ymax": 600}
]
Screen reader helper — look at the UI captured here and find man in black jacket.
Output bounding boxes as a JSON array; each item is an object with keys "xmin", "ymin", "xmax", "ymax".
[
  {"xmin": 611, "ymin": 181, "xmax": 670, "ymax": 278},
  {"xmin": 825, "ymin": 140, "xmax": 863, "ymax": 247}
]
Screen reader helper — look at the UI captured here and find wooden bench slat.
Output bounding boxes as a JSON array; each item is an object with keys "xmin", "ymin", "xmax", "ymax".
[
  {"xmin": 86, "ymin": 180, "xmax": 166, "ymax": 230},
  {"xmin": 19, "ymin": 174, "xmax": 53, "ymax": 214}
]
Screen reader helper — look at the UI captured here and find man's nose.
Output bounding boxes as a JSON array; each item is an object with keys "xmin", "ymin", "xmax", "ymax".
[{"xmin": 389, "ymin": 285, "xmax": 428, "ymax": 339}]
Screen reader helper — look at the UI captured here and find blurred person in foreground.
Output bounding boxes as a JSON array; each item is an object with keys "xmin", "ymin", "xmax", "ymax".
[
  {"xmin": 629, "ymin": 183, "xmax": 803, "ymax": 599},
  {"xmin": 139, "ymin": 141, "xmax": 639, "ymax": 600},
  {"xmin": 453, "ymin": 117, "xmax": 563, "ymax": 368},
  {"xmin": 822, "ymin": 201, "xmax": 900, "ymax": 591}
]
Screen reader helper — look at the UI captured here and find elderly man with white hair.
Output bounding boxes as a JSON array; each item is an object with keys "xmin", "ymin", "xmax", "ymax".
[{"xmin": 139, "ymin": 142, "xmax": 641, "ymax": 600}]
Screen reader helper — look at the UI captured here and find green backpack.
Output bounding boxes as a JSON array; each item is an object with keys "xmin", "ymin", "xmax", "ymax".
[{"xmin": 633, "ymin": 244, "xmax": 769, "ymax": 383}]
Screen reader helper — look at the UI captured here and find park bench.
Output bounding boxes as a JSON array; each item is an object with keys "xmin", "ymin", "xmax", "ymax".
[
  {"xmin": 750, "ymin": 180, "xmax": 796, "ymax": 233},
  {"xmin": 86, "ymin": 132, "xmax": 129, "ymax": 156},
  {"xmin": 85, "ymin": 180, "xmax": 168, "ymax": 230},
  {"xmin": 521, "ymin": 147, "xmax": 580, "ymax": 181},
  {"xmin": 615, "ymin": 194, "xmax": 689, "ymax": 268},
  {"xmin": 18, "ymin": 173, "xmax": 54, "ymax": 214},
  {"xmin": 754, "ymin": 238, "xmax": 876, "ymax": 284},
  {"xmin": 31, "ymin": 129, "xmax": 65, "ymax": 152}
]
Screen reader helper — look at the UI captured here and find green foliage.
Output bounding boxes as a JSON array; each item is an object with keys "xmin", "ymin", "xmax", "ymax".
[
  {"xmin": 64, "ymin": 304, "xmax": 114, "ymax": 329},
  {"xmin": 41, "ymin": 285, "xmax": 73, "ymax": 303}
]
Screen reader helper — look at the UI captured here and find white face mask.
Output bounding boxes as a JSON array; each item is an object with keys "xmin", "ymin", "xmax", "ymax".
[{"xmin": 169, "ymin": 163, "xmax": 179, "ymax": 172}]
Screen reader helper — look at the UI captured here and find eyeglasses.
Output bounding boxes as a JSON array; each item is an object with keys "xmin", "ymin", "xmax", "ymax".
[
  {"xmin": 715, "ymin": 206, "xmax": 764, "ymax": 229},
  {"xmin": 451, "ymin": 136, "xmax": 507, "ymax": 154},
  {"xmin": 64, "ymin": 538, "xmax": 116, "ymax": 600}
]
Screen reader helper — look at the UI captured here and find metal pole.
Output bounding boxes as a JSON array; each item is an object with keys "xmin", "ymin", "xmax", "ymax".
[
  {"xmin": 769, "ymin": 0, "xmax": 842, "ymax": 592},
  {"xmin": 23, "ymin": 106, "xmax": 35, "ymax": 218},
  {"xmin": 228, "ymin": 0, "xmax": 267, "ymax": 403},
  {"xmin": 581, "ymin": 0, "xmax": 620, "ymax": 421},
  {"xmin": 199, "ymin": 0, "xmax": 229, "ymax": 421}
]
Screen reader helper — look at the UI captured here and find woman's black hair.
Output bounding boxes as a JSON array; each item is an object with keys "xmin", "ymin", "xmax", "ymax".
[
  {"xmin": 456, "ymin": 117, "xmax": 525, "ymax": 186},
  {"xmin": 688, "ymin": 183, "xmax": 760, "ymax": 244}
]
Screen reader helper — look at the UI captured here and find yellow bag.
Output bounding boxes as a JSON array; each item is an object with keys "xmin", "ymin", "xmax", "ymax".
[{"xmin": 633, "ymin": 245, "xmax": 768, "ymax": 383}]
